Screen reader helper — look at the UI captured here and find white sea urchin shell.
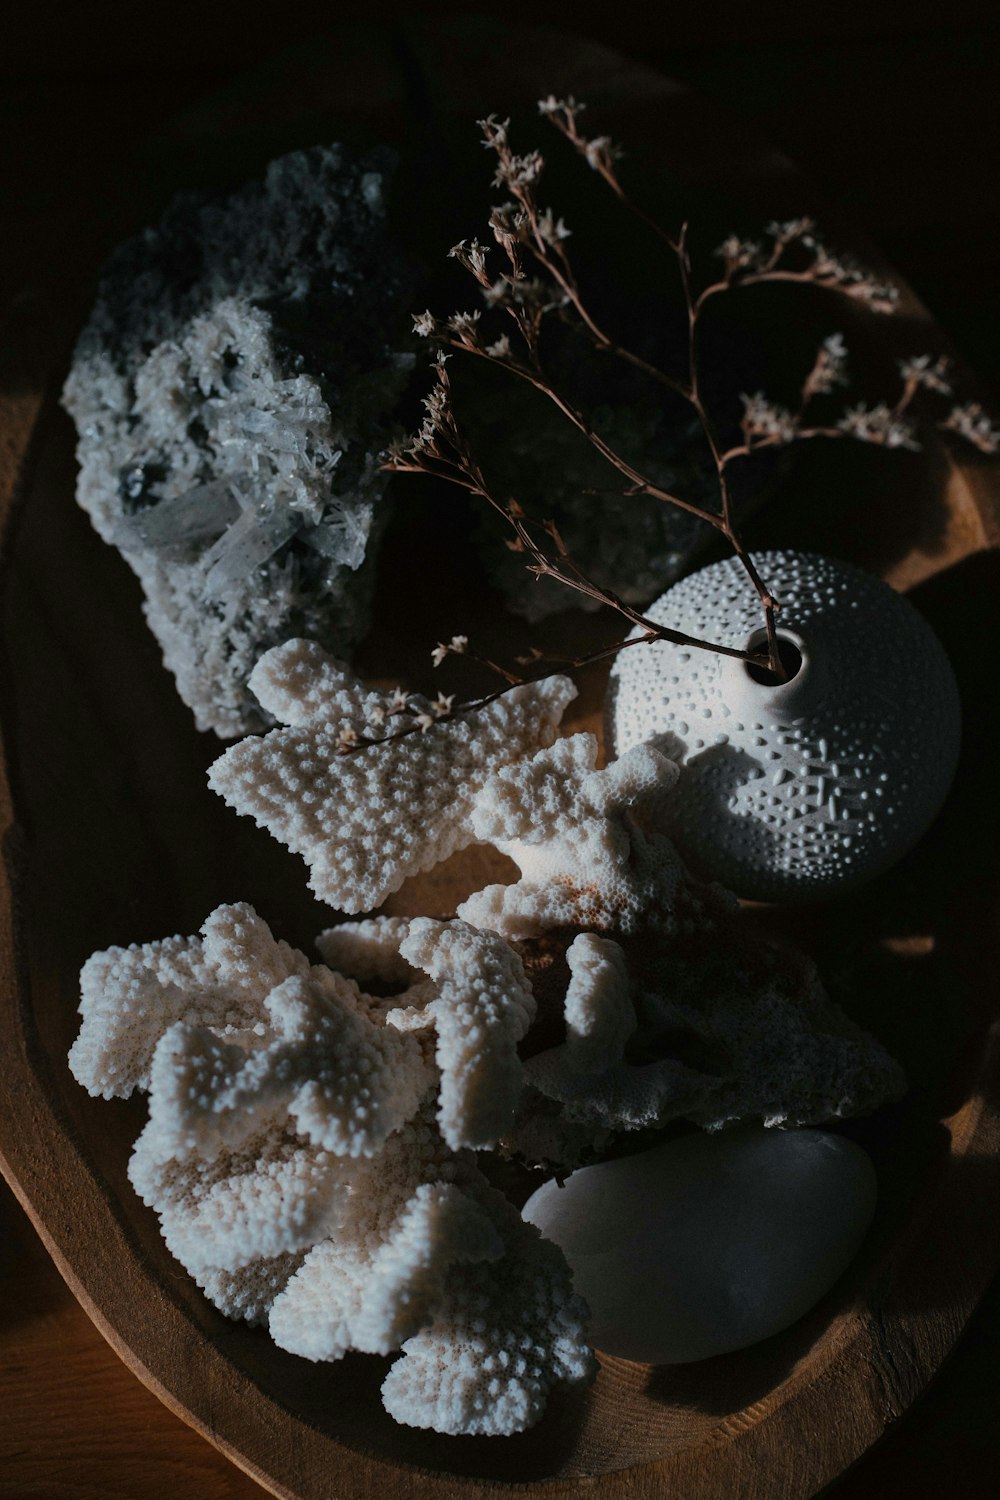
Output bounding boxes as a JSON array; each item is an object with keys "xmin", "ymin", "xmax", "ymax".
[{"xmin": 606, "ymin": 550, "xmax": 961, "ymax": 901}]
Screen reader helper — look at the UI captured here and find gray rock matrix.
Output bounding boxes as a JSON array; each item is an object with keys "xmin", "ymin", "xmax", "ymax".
[{"xmin": 62, "ymin": 144, "xmax": 413, "ymax": 736}]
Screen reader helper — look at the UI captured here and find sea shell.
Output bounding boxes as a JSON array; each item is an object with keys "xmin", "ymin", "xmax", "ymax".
[
  {"xmin": 521, "ymin": 1126, "xmax": 877, "ymax": 1364},
  {"xmin": 606, "ymin": 550, "xmax": 961, "ymax": 901}
]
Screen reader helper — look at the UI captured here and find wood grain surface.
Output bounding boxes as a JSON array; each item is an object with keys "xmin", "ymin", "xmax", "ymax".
[{"xmin": 2, "ymin": 15, "xmax": 1000, "ymax": 1499}]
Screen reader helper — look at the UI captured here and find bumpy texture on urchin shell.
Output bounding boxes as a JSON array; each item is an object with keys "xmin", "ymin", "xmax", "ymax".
[
  {"xmin": 74, "ymin": 903, "xmax": 593, "ymax": 1434},
  {"xmin": 607, "ymin": 550, "xmax": 961, "ymax": 900},
  {"xmin": 61, "ymin": 145, "xmax": 413, "ymax": 736},
  {"xmin": 208, "ymin": 641, "xmax": 576, "ymax": 911}
]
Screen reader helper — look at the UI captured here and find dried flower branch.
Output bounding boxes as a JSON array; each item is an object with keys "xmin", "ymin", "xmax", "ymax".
[
  {"xmin": 388, "ymin": 357, "xmax": 759, "ymax": 676},
  {"xmin": 940, "ymin": 400, "xmax": 1000, "ymax": 454},
  {"xmin": 381, "ymin": 99, "xmax": 999, "ymax": 738}
]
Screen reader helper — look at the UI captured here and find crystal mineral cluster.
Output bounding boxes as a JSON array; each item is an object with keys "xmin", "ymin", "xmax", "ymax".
[
  {"xmin": 62, "ymin": 146, "xmax": 414, "ymax": 736},
  {"xmin": 72, "ymin": 643, "xmax": 904, "ymax": 1435}
]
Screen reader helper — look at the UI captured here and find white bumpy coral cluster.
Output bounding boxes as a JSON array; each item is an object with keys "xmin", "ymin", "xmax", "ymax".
[
  {"xmin": 72, "ymin": 642, "xmax": 904, "ymax": 1434},
  {"xmin": 72, "ymin": 901, "xmax": 594, "ymax": 1436}
]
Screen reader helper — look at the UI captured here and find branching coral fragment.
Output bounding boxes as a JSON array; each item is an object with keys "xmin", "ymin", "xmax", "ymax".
[
  {"xmin": 208, "ymin": 639, "xmax": 576, "ymax": 911},
  {"xmin": 459, "ymin": 733, "xmax": 731, "ymax": 939},
  {"xmin": 397, "ymin": 919, "xmax": 537, "ymax": 1149}
]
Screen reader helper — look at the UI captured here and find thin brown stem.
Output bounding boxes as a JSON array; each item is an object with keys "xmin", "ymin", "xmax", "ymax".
[
  {"xmin": 672, "ymin": 226, "xmax": 783, "ymax": 676},
  {"xmin": 383, "ymin": 441, "xmax": 775, "ymax": 674},
  {"xmin": 717, "ymin": 425, "xmax": 850, "ymax": 468},
  {"xmin": 443, "ymin": 335, "xmax": 719, "ymax": 526}
]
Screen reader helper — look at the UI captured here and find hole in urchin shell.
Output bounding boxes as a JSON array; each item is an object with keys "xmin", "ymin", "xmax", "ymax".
[{"xmin": 745, "ymin": 633, "xmax": 803, "ymax": 687}]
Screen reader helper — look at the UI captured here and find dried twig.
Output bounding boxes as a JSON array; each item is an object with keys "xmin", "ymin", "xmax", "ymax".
[{"xmin": 376, "ymin": 98, "xmax": 998, "ymax": 744}]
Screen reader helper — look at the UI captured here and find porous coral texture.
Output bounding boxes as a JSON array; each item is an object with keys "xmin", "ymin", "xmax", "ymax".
[
  {"xmin": 74, "ymin": 902, "xmax": 593, "ymax": 1435},
  {"xmin": 522, "ymin": 927, "xmax": 906, "ymax": 1142},
  {"xmin": 208, "ymin": 640, "xmax": 576, "ymax": 911},
  {"xmin": 380, "ymin": 1180, "xmax": 595, "ymax": 1436},
  {"xmin": 451, "ymin": 734, "xmax": 904, "ymax": 1159},
  {"xmin": 396, "ymin": 919, "xmax": 536, "ymax": 1149},
  {"xmin": 459, "ymin": 732, "xmax": 734, "ymax": 939},
  {"xmin": 70, "ymin": 902, "xmax": 311, "ymax": 1098}
]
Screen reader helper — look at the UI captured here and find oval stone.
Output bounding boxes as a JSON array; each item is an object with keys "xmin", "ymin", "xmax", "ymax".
[{"xmin": 522, "ymin": 1127, "xmax": 876, "ymax": 1364}]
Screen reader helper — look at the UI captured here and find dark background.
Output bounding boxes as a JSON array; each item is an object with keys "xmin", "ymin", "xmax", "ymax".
[
  {"xmin": 2, "ymin": 2, "xmax": 998, "ymax": 1496},
  {"xmin": 5, "ymin": 0, "xmax": 1000, "ymax": 385}
]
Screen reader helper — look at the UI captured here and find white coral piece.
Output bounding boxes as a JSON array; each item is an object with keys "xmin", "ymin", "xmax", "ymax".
[
  {"xmin": 139, "ymin": 970, "xmax": 432, "ymax": 1164},
  {"xmin": 270, "ymin": 1179, "xmax": 505, "ymax": 1359},
  {"xmin": 315, "ymin": 915, "xmax": 418, "ymax": 987},
  {"xmin": 550, "ymin": 931, "xmax": 636, "ymax": 1075},
  {"xmin": 69, "ymin": 902, "xmax": 311, "ymax": 1098},
  {"xmin": 381, "ymin": 1183, "xmax": 594, "ymax": 1436},
  {"xmin": 459, "ymin": 733, "xmax": 732, "ymax": 939},
  {"xmin": 208, "ymin": 640, "xmax": 576, "ymax": 911},
  {"xmin": 397, "ymin": 919, "xmax": 536, "ymax": 1149},
  {"xmin": 195, "ymin": 1251, "xmax": 308, "ymax": 1327},
  {"xmin": 130, "ymin": 1119, "xmax": 347, "ymax": 1275},
  {"xmin": 522, "ymin": 931, "xmax": 905, "ymax": 1142},
  {"xmin": 73, "ymin": 902, "xmax": 594, "ymax": 1434}
]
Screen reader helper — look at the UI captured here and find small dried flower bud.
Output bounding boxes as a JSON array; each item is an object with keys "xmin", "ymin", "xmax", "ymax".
[
  {"xmin": 336, "ymin": 723, "xmax": 359, "ymax": 752},
  {"xmin": 837, "ymin": 402, "xmax": 919, "ymax": 450},
  {"xmin": 414, "ymin": 710, "xmax": 436, "ymax": 734},
  {"xmin": 449, "ymin": 238, "xmax": 490, "ymax": 282},
  {"xmin": 488, "ymin": 202, "xmax": 528, "ymax": 242},
  {"xmin": 941, "ymin": 401, "xmax": 1000, "ymax": 453},
  {"xmin": 412, "ymin": 310, "xmax": 439, "ymax": 338},
  {"xmin": 432, "ymin": 693, "xmax": 455, "ymax": 718},
  {"xmin": 484, "ymin": 334, "xmax": 512, "ymax": 360},
  {"xmin": 478, "ymin": 115, "xmax": 511, "ymax": 150},
  {"xmin": 494, "ymin": 150, "xmax": 545, "ymax": 190},
  {"xmin": 447, "ymin": 310, "xmax": 483, "ymax": 348},
  {"xmin": 803, "ymin": 333, "xmax": 849, "ymax": 400},
  {"xmin": 848, "ymin": 280, "xmax": 899, "ymax": 314},
  {"xmin": 716, "ymin": 236, "xmax": 764, "ymax": 275},
  {"xmin": 583, "ymin": 135, "xmax": 622, "ymax": 172},
  {"xmin": 388, "ymin": 687, "xmax": 410, "ymax": 714},
  {"xmin": 765, "ymin": 217, "xmax": 815, "ymax": 243},
  {"xmin": 431, "ymin": 643, "xmax": 450, "ymax": 669},
  {"xmin": 898, "ymin": 354, "xmax": 953, "ymax": 396},
  {"xmin": 448, "ymin": 635, "xmax": 469, "ymax": 654},
  {"xmin": 740, "ymin": 392, "xmax": 798, "ymax": 444},
  {"xmin": 537, "ymin": 94, "xmax": 585, "ymax": 118},
  {"xmin": 807, "ymin": 245, "xmax": 899, "ymax": 313},
  {"xmin": 537, "ymin": 208, "xmax": 571, "ymax": 245}
]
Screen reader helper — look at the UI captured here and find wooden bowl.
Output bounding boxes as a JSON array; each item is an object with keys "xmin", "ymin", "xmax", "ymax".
[{"xmin": 2, "ymin": 18, "xmax": 999, "ymax": 1498}]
